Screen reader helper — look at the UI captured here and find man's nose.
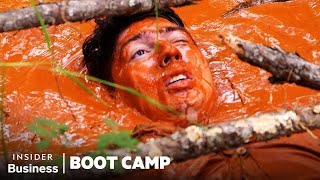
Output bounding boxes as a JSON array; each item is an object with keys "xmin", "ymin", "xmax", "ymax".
[{"xmin": 157, "ymin": 40, "xmax": 182, "ymax": 68}]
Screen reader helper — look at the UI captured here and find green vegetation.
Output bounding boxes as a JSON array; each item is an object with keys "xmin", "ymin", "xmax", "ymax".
[
  {"xmin": 154, "ymin": 0, "xmax": 159, "ymax": 52},
  {"xmin": 98, "ymin": 120, "xmax": 139, "ymax": 151},
  {"xmin": 59, "ymin": 67, "xmax": 109, "ymax": 106},
  {"xmin": 0, "ymin": 66, "xmax": 8, "ymax": 164},
  {"xmin": 53, "ymin": 67, "xmax": 181, "ymax": 115},
  {"xmin": 97, "ymin": 130, "xmax": 139, "ymax": 151},
  {"xmin": 0, "ymin": 61, "xmax": 53, "ymax": 67},
  {"xmin": 30, "ymin": 0, "xmax": 51, "ymax": 51},
  {"xmin": 28, "ymin": 118, "xmax": 68, "ymax": 151},
  {"xmin": 0, "ymin": 0, "xmax": 182, "ymax": 157}
]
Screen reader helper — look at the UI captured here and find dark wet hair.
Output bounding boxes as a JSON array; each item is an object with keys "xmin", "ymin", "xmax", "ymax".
[{"xmin": 82, "ymin": 8, "xmax": 184, "ymax": 88}]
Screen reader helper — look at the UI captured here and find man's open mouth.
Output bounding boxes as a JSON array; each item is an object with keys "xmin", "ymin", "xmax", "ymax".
[
  {"xmin": 169, "ymin": 74, "xmax": 188, "ymax": 84},
  {"xmin": 165, "ymin": 72, "xmax": 194, "ymax": 90}
]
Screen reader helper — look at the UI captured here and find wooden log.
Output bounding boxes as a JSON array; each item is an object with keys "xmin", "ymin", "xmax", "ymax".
[
  {"xmin": 0, "ymin": 0, "xmax": 194, "ymax": 32},
  {"xmin": 222, "ymin": 0, "xmax": 290, "ymax": 18},
  {"xmin": 220, "ymin": 34, "xmax": 320, "ymax": 90},
  {"xmin": 105, "ymin": 104, "xmax": 320, "ymax": 161}
]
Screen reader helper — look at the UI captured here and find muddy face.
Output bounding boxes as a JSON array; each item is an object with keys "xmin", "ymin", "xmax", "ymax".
[{"xmin": 111, "ymin": 17, "xmax": 216, "ymax": 125}]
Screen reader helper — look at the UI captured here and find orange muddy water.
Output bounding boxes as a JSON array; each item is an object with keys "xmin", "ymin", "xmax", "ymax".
[{"xmin": 0, "ymin": 0, "xmax": 319, "ymax": 156}]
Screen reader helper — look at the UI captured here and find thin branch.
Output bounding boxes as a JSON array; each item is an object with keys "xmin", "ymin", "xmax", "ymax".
[
  {"xmin": 219, "ymin": 34, "xmax": 320, "ymax": 90},
  {"xmin": 4, "ymin": 104, "xmax": 319, "ymax": 178},
  {"xmin": 0, "ymin": 0, "xmax": 194, "ymax": 33},
  {"xmin": 105, "ymin": 104, "xmax": 320, "ymax": 162},
  {"xmin": 222, "ymin": 0, "xmax": 290, "ymax": 18}
]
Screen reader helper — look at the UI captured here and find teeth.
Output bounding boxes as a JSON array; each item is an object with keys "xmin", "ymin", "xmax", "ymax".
[{"xmin": 169, "ymin": 74, "xmax": 187, "ymax": 84}]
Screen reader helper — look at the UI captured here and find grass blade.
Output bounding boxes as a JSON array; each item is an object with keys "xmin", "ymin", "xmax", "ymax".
[
  {"xmin": 53, "ymin": 68, "xmax": 180, "ymax": 115},
  {"xmin": 29, "ymin": 0, "xmax": 51, "ymax": 51},
  {"xmin": 0, "ymin": 61, "xmax": 53, "ymax": 67},
  {"xmin": 154, "ymin": 0, "xmax": 159, "ymax": 52},
  {"xmin": 58, "ymin": 67, "xmax": 109, "ymax": 106}
]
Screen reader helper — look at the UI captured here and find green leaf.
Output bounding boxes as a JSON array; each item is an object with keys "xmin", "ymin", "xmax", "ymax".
[
  {"xmin": 35, "ymin": 118, "xmax": 59, "ymax": 127},
  {"xmin": 37, "ymin": 140, "xmax": 50, "ymax": 151},
  {"xmin": 48, "ymin": 130, "xmax": 58, "ymax": 138},
  {"xmin": 58, "ymin": 124, "xmax": 68, "ymax": 134},
  {"xmin": 97, "ymin": 134, "xmax": 112, "ymax": 150},
  {"xmin": 29, "ymin": 118, "xmax": 68, "ymax": 139},
  {"xmin": 28, "ymin": 125, "xmax": 48, "ymax": 137},
  {"xmin": 115, "ymin": 131, "xmax": 139, "ymax": 150},
  {"xmin": 103, "ymin": 118, "xmax": 119, "ymax": 131},
  {"xmin": 113, "ymin": 160, "xmax": 124, "ymax": 174},
  {"xmin": 97, "ymin": 131, "xmax": 139, "ymax": 151}
]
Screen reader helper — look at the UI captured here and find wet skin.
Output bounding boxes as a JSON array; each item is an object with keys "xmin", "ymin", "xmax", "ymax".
[{"xmin": 112, "ymin": 18, "xmax": 216, "ymax": 125}]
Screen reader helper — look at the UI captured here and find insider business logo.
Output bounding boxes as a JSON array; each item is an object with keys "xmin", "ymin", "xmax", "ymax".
[
  {"xmin": 8, "ymin": 153, "xmax": 58, "ymax": 173},
  {"xmin": 6, "ymin": 153, "xmax": 171, "ymax": 175}
]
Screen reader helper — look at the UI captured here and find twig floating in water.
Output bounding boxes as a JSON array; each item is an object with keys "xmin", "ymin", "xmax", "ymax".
[
  {"xmin": 219, "ymin": 34, "xmax": 320, "ymax": 90},
  {"xmin": 222, "ymin": 0, "xmax": 291, "ymax": 18}
]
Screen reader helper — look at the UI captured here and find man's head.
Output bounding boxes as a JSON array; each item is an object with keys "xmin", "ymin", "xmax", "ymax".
[{"xmin": 83, "ymin": 8, "xmax": 216, "ymax": 125}]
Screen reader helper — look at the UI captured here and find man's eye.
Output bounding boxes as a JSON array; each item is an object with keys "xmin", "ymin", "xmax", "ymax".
[
  {"xmin": 136, "ymin": 50, "xmax": 145, "ymax": 56},
  {"xmin": 173, "ymin": 40, "xmax": 188, "ymax": 45},
  {"xmin": 133, "ymin": 49, "xmax": 148, "ymax": 59}
]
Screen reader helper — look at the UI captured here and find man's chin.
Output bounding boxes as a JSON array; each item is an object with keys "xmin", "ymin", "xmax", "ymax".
[
  {"xmin": 169, "ymin": 90, "xmax": 208, "ymax": 109},
  {"xmin": 138, "ymin": 89, "xmax": 214, "ymax": 125},
  {"xmin": 141, "ymin": 101, "xmax": 211, "ymax": 127}
]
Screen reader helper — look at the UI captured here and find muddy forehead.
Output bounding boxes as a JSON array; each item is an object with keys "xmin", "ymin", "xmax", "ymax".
[
  {"xmin": 117, "ymin": 18, "xmax": 179, "ymax": 43},
  {"xmin": 119, "ymin": 26, "xmax": 191, "ymax": 50}
]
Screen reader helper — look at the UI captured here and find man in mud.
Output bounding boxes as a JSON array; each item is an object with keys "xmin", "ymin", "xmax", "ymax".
[
  {"xmin": 83, "ymin": 8, "xmax": 320, "ymax": 179},
  {"xmin": 83, "ymin": 8, "xmax": 216, "ymax": 127}
]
